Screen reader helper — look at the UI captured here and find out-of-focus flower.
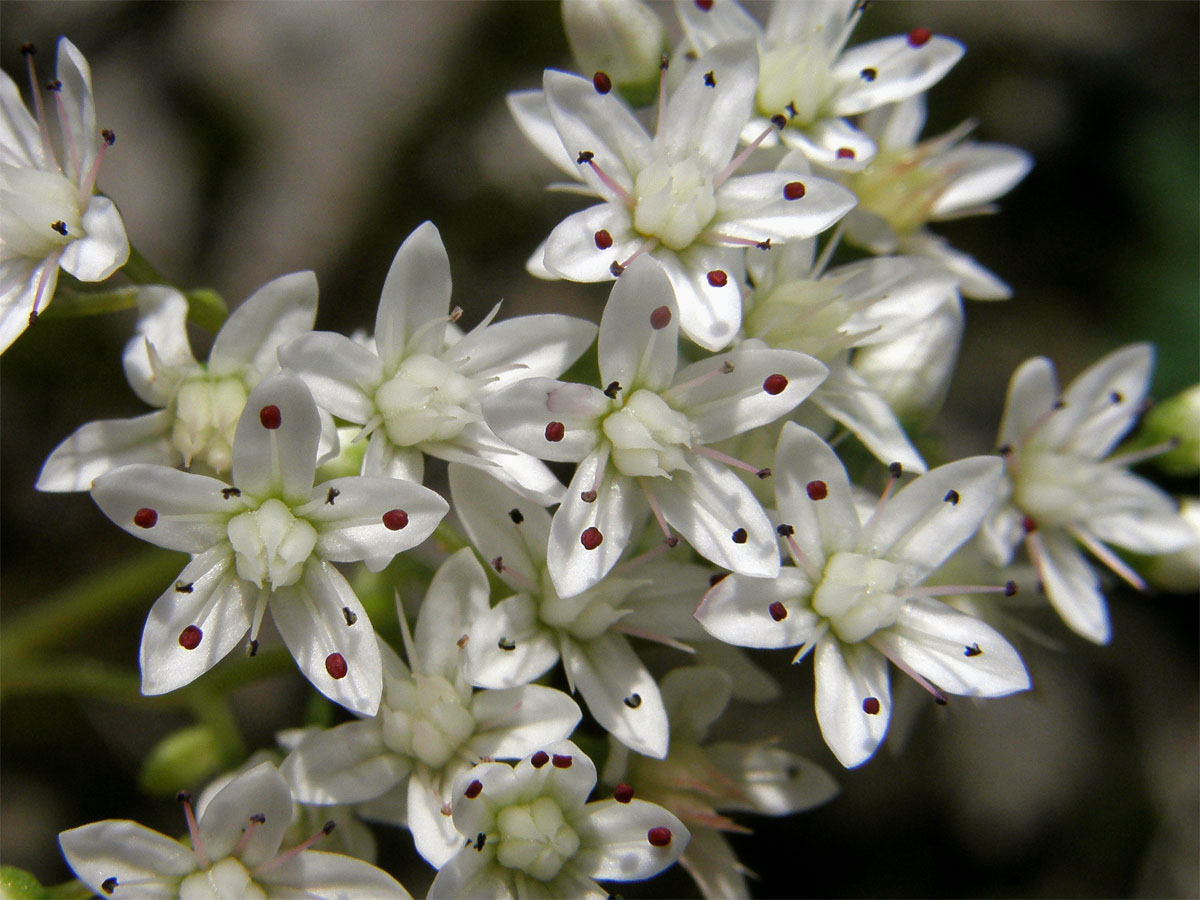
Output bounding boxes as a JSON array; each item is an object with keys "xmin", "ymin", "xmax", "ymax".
[
  {"xmin": 1, "ymin": 38, "xmax": 129, "ymax": 353},
  {"xmin": 563, "ymin": 0, "xmax": 667, "ymax": 106}
]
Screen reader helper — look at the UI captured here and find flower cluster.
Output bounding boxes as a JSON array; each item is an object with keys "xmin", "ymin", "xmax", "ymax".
[{"xmin": 3, "ymin": 3, "xmax": 1195, "ymax": 900}]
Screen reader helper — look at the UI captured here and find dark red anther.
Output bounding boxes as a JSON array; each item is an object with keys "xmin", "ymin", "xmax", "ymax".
[
  {"xmin": 325, "ymin": 652, "xmax": 348, "ymax": 679},
  {"xmin": 581, "ymin": 490, "xmax": 598, "ymax": 503},
  {"xmin": 593, "ymin": 71, "xmax": 612, "ymax": 94},
  {"xmin": 50, "ymin": 220, "xmax": 68, "ymax": 235},
  {"xmin": 709, "ymin": 572, "xmax": 728, "ymax": 586},
  {"xmin": 133, "ymin": 507, "xmax": 158, "ymax": 528},
  {"xmin": 101, "ymin": 128, "xmax": 116, "ymax": 145},
  {"xmin": 614, "ymin": 783, "xmax": 634, "ymax": 803},
  {"xmin": 594, "ymin": 229, "xmax": 614, "ymax": 250},
  {"xmin": 862, "ymin": 697, "xmax": 881, "ymax": 715},
  {"xmin": 703, "ymin": 70, "xmax": 716, "ymax": 88},
  {"xmin": 465, "ymin": 779, "xmax": 483, "ymax": 798},
  {"xmin": 695, "ymin": 0, "xmax": 713, "ymax": 9},
  {"xmin": 1022, "ymin": 515, "xmax": 1037, "ymax": 534},
  {"xmin": 577, "ymin": 150, "xmax": 595, "ymax": 164},
  {"xmin": 382, "ymin": 509, "xmax": 409, "ymax": 530},
  {"xmin": 888, "ymin": 462, "xmax": 903, "ymax": 479},
  {"xmin": 1004, "ymin": 580, "xmax": 1018, "ymax": 596},
  {"xmin": 770, "ymin": 113, "xmax": 788, "ymax": 129},
  {"xmin": 707, "ymin": 269, "xmax": 728, "ymax": 287},
  {"xmin": 777, "ymin": 523, "xmax": 795, "ymax": 536},
  {"xmin": 20, "ymin": 43, "xmax": 36, "ymax": 57},
  {"xmin": 581, "ymin": 527, "xmax": 603, "ymax": 550},
  {"xmin": 943, "ymin": 489, "xmax": 960, "ymax": 505},
  {"xmin": 531, "ymin": 751, "xmax": 550, "ymax": 768},
  {"xmin": 552, "ymin": 754, "xmax": 573, "ymax": 768},
  {"xmin": 763, "ymin": 374, "xmax": 788, "ymax": 395},
  {"xmin": 545, "ymin": 421, "xmax": 566, "ymax": 442},
  {"xmin": 259, "ymin": 405, "xmax": 282, "ymax": 429},
  {"xmin": 783, "ymin": 181, "xmax": 806, "ymax": 200},
  {"xmin": 610, "ymin": 260, "xmax": 625, "ymax": 277},
  {"xmin": 731, "ymin": 528, "xmax": 748, "ymax": 544},
  {"xmin": 179, "ymin": 625, "xmax": 203, "ymax": 650},
  {"xmin": 860, "ymin": 67, "xmax": 877, "ymax": 82},
  {"xmin": 806, "ymin": 480, "xmax": 828, "ymax": 501},
  {"xmin": 836, "ymin": 147, "xmax": 855, "ymax": 160},
  {"xmin": 650, "ymin": 305, "xmax": 672, "ymax": 329},
  {"xmin": 46, "ymin": 80, "xmax": 62, "ymax": 92},
  {"xmin": 768, "ymin": 601, "xmax": 788, "ymax": 621},
  {"xmin": 907, "ymin": 27, "xmax": 932, "ymax": 47},
  {"xmin": 647, "ymin": 826, "xmax": 673, "ymax": 846}
]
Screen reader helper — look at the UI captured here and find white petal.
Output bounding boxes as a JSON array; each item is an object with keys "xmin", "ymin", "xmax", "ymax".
[
  {"xmin": 362, "ymin": 431, "xmax": 424, "ymax": 481},
  {"xmin": 571, "ymin": 798, "xmax": 689, "ymax": 880},
  {"xmin": 648, "ymin": 454, "xmax": 780, "ymax": 578},
  {"xmin": 198, "ymin": 761, "xmax": 293, "ymax": 867},
  {"xmin": 272, "ymin": 563, "xmax": 383, "ymax": 715},
  {"xmin": 59, "ymin": 821, "xmax": 195, "ymax": 899},
  {"xmin": 658, "ymin": 664, "xmax": 732, "ymax": 742},
  {"xmin": 976, "ymin": 497, "xmax": 1023, "ymax": 567},
  {"xmin": 208, "ymin": 271, "xmax": 318, "ymax": 381},
  {"xmin": 1089, "ymin": 485, "xmax": 1195, "ymax": 554},
  {"xmin": 774, "ymin": 422, "xmax": 861, "ymax": 565},
  {"xmin": 375, "ymin": 222, "xmax": 453, "ymax": 370},
  {"xmin": 813, "ymin": 637, "xmax": 891, "ymax": 768},
  {"xmin": 598, "ymin": 255, "xmax": 680, "ymax": 392},
  {"xmin": 898, "ymin": 230, "xmax": 1013, "ymax": 300},
  {"xmin": 123, "ymin": 286, "xmax": 197, "ymax": 407},
  {"xmin": 449, "ymin": 760, "xmax": 516, "ymax": 839},
  {"xmin": 662, "ymin": 41, "xmax": 757, "ymax": 172},
  {"xmin": 861, "ymin": 94, "xmax": 926, "ymax": 151},
  {"xmin": 563, "ymin": 634, "xmax": 669, "ymax": 757},
  {"xmin": 765, "ymin": 0, "xmax": 852, "ymax": 46},
  {"xmin": 833, "ymin": 34, "xmax": 964, "ymax": 116},
  {"xmin": 706, "ymin": 741, "xmax": 840, "ymax": 814},
  {"xmin": 483, "ymin": 377, "xmax": 606, "ymax": 463},
  {"xmin": 278, "ymin": 331, "xmax": 384, "ymax": 424},
  {"xmin": 930, "ymin": 143, "xmax": 1033, "ymax": 218},
  {"xmin": 677, "ymin": 826, "xmax": 751, "ymax": 900},
  {"xmin": 1037, "ymin": 529, "xmax": 1110, "ymax": 644},
  {"xmin": 715, "ymin": 171, "xmax": 856, "ymax": 242},
  {"xmin": 425, "ymin": 421, "xmax": 566, "ymax": 507},
  {"xmin": 415, "ymin": 548, "xmax": 492, "ymax": 679},
  {"xmin": 515, "ymin": 739, "xmax": 598, "ymax": 812},
  {"xmin": 657, "ymin": 244, "xmax": 744, "ymax": 352},
  {"xmin": 507, "ymin": 88, "xmax": 579, "ymax": 179},
  {"xmin": 694, "ymin": 568, "xmax": 819, "ymax": 650},
  {"xmin": 258, "ymin": 850, "xmax": 412, "ymax": 899},
  {"xmin": 0, "ymin": 256, "xmax": 53, "ymax": 354},
  {"xmin": 0, "ymin": 70, "xmax": 43, "ymax": 168},
  {"xmin": 669, "ymin": 346, "xmax": 827, "ymax": 443},
  {"xmin": 1049, "ymin": 343, "xmax": 1152, "ymax": 456},
  {"xmin": 301, "ymin": 475, "xmax": 447, "ymax": 572},
  {"xmin": 837, "ymin": 256, "xmax": 960, "ymax": 345},
  {"xmin": 91, "ymin": 464, "xmax": 236, "ymax": 553},
  {"xmin": 548, "ymin": 453, "xmax": 640, "ymax": 598},
  {"xmin": 281, "ymin": 720, "xmax": 406, "ymax": 804},
  {"xmin": 408, "ymin": 766, "xmax": 465, "ymax": 869},
  {"xmin": 427, "ymin": 844, "xmax": 511, "ymax": 900},
  {"xmin": 468, "ymin": 684, "xmax": 583, "ymax": 758},
  {"xmin": 139, "ymin": 548, "xmax": 249, "ymax": 696},
  {"xmin": 542, "ymin": 203, "xmax": 639, "ymax": 282},
  {"xmin": 783, "ymin": 118, "xmax": 877, "ymax": 171},
  {"xmin": 872, "ymin": 597, "xmax": 1031, "ymax": 697},
  {"xmin": 812, "ymin": 365, "xmax": 926, "ymax": 472},
  {"xmin": 464, "ymin": 594, "xmax": 561, "ymax": 689},
  {"xmin": 231, "ymin": 374, "xmax": 320, "ymax": 505},
  {"xmin": 454, "ymin": 313, "xmax": 596, "ymax": 385},
  {"xmin": 676, "ymin": 0, "xmax": 762, "ymax": 53},
  {"xmin": 37, "ymin": 410, "xmax": 175, "ymax": 492},
  {"xmin": 59, "ymin": 196, "xmax": 129, "ymax": 281},
  {"xmin": 692, "ymin": 640, "xmax": 782, "ymax": 702},
  {"xmin": 54, "ymin": 38, "xmax": 99, "ymax": 183},
  {"xmin": 449, "ymin": 463, "xmax": 552, "ymax": 585}
]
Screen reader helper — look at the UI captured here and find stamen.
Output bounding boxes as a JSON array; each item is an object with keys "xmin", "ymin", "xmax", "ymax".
[
  {"xmin": 508, "ymin": 507, "xmax": 524, "ymax": 524},
  {"xmin": 79, "ymin": 132, "xmax": 116, "ymax": 201},
  {"xmin": 594, "ymin": 229, "xmax": 614, "ymax": 250},
  {"xmin": 780, "ymin": 530, "xmax": 823, "ymax": 580},
  {"xmin": 623, "ymin": 694, "xmax": 642, "ymax": 709},
  {"xmin": 707, "ymin": 269, "xmax": 728, "ymax": 287},
  {"xmin": 869, "ymin": 636, "xmax": 948, "ymax": 704},
  {"xmin": 907, "ymin": 27, "xmax": 933, "ymax": 47},
  {"xmin": 731, "ymin": 528, "xmax": 748, "ymax": 544},
  {"xmin": 860, "ymin": 67, "xmax": 877, "ymax": 82},
  {"xmin": 647, "ymin": 827, "xmax": 673, "ymax": 847},
  {"xmin": 177, "ymin": 791, "xmax": 210, "ymax": 867},
  {"xmin": 664, "ymin": 358, "xmax": 734, "ymax": 398},
  {"xmin": 178, "ymin": 625, "xmax": 203, "ymax": 650},
  {"xmin": 465, "ymin": 779, "xmax": 484, "ymax": 798},
  {"xmin": 342, "ymin": 607, "xmax": 357, "ymax": 626},
  {"xmin": 762, "ymin": 374, "xmax": 788, "ymax": 395},
  {"xmin": 604, "ymin": 381, "xmax": 622, "ymax": 398},
  {"xmin": 614, "ymin": 783, "xmax": 635, "ymax": 803},
  {"xmin": 530, "ymin": 751, "xmax": 550, "ymax": 768},
  {"xmin": 769, "ymin": 601, "xmax": 788, "ymax": 621},
  {"xmin": 252, "ymin": 822, "xmax": 335, "ymax": 876},
  {"xmin": 862, "ymin": 697, "xmax": 881, "ymax": 715},
  {"xmin": 650, "ymin": 305, "xmax": 672, "ymax": 329},
  {"xmin": 656, "ymin": 54, "xmax": 669, "ymax": 136},
  {"xmin": 1106, "ymin": 436, "xmax": 1181, "ymax": 468},
  {"xmin": 581, "ymin": 526, "xmax": 604, "ymax": 550},
  {"xmin": 806, "ymin": 480, "xmax": 828, "ymax": 500},
  {"xmin": 640, "ymin": 480, "xmax": 675, "ymax": 542},
  {"xmin": 326, "ymin": 487, "xmax": 340, "ymax": 505},
  {"xmin": 259, "ymin": 405, "xmax": 282, "ymax": 429},
  {"xmin": 27, "ymin": 250, "xmax": 64, "ymax": 325},
  {"xmin": 694, "ymin": 444, "xmax": 769, "ymax": 477},
  {"xmin": 50, "ymin": 85, "xmax": 81, "ymax": 182},
  {"xmin": 23, "ymin": 46, "xmax": 60, "ymax": 172},
  {"xmin": 382, "ymin": 509, "xmax": 409, "ymax": 530},
  {"xmin": 703, "ymin": 70, "xmax": 716, "ymax": 88},
  {"xmin": 552, "ymin": 753, "xmax": 574, "ymax": 767},
  {"xmin": 964, "ymin": 643, "xmax": 982, "ymax": 657},
  {"xmin": 612, "ymin": 621, "xmax": 695, "ymax": 654},
  {"xmin": 133, "ymin": 507, "xmax": 159, "ymax": 528},
  {"xmin": 783, "ymin": 182, "xmax": 806, "ymax": 200},
  {"xmin": 836, "ymin": 147, "xmax": 855, "ymax": 160},
  {"xmin": 907, "ymin": 582, "xmax": 1018, "ymax": 598},
  {"xmin": 714, "ymin": 120, "xmax": 785, "ymax": 188},
  {"xmin": 576, "ymin": 151, "xmax": 636, "ymax": 206},
  {"xmin": 703, "ymin": 231, "xmax": 773, "ymax": 250},
  {"xmin": 232, "ymin": 813, "xmax": 267, "ymax": 858},
  {"xmin": 545, "ymin": 421, "xmax": 566, "ymax": 442},
  {"xmin": 50, "ymin": 220, "xmax": 68, "ymax": 235},
  {"xmin": 592, "ymin": 71, "xmax": 612, "ymax": 94},
  {"xmin": 324, "ymin": 653, "xmax": 348, "ymax": 679},
  {"xmin": 1067, "ymin": 525, "xmax": 1149, "ymax": 592},
  {"xmin": 614, "ymin": 237, "xmax": 658, "ymax": 272}
]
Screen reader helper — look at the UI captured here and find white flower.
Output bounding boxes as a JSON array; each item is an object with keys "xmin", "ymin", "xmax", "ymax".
[
  {"xmin": 280, "ymin": 221, "xmax": 596, "ymax": 505},
  {"xmin": 89, "ymin": 374, "xmax": 448, "ymax": 715},
  {"xmin": 427, "ymin": 741, "xmax": 688, "ymax": 899},
  {"xmin": 676, "ymin": 0, "xmax": 964, "ymax": 170},
  {"xmin": 58, "ymin": 761, "xmax": 411, "ymax": 899},
  {"xmin": 602, "ymin": 665, "xmax": 839, "ymax": 899},
  {"xmin": 509, "ymin": 41, "xmax": 855, "ymax": 349},
  {"xmin": 695, "ymin": 422, "xmax": 1030, "ymax": 768},
  {"xmin": 281, "ymin": 548, "xmax": 582, "ymax": 868},
  {"xmin": 483, "ymin": 256, "xmax": 828, "ymax": 599},
  {"xmin": 1, "ymin": 38, "xmax": 129, "ymax": 353},
  {"xmin": 37, "ymin": 273, "xmax": 323, "ymax": 491},
  {"xmin": 449, "ymin": 462, "xmax": 713, "ymax": 759},
  {"xmin": 841, "ymin": 95, "xmax": 1033, "ymax": 299},
  {"xmin": 978, "ymin": 344, "xmax": 1195, "ymax": 644}
]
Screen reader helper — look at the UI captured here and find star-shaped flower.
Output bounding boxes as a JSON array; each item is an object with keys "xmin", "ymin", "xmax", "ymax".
[
  {"xmin": 483, "ymin": 255, "xmax": 828, "ymax": 599},
  {"xmin": 509, "ymin": 40, "xmax": 855, "ymax": 349},
  {"xmin": 602, "ymin": 665, "xmax": 839, "ymax": 899},
  {"xmin": 281, "ymin": 548, "xmax": 582, "ymax": 868},
  {"xmin": 37, "ymin": 272, "xmax": 323, "ymax": 491},
  {"xmin": 695, "ymin": 422, "xmax": 1030, "ymax": 768},
  {"xmin": 978, "ymin": 343, "xmax": 1195, "ymax": 644},
  {"xmin": 280, "ymin": 221, "xmax": 596, "ymax": 505},
  {"xmin": 675, "ymin": 0, "xmax": 964, "ymax": 170},
  {"xmin": 89, "ymin": 374, "xmax": 448, "ymax": 715},
  {"xmin": 840, "ymin": 95, "xmax": 1033, "ymax": 299},
  {"xmin": 1, "ymin": 37, "xmax": 129, "ymax": 353},
  {"xmin": 427, "ymin": 741, "xmax": 688, "ymax": 899},
  {"xmin": 58, "ymin": 761, "xmax": 411, "ymax": 899}
]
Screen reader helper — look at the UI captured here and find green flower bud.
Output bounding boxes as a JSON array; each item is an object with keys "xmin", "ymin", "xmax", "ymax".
[
  {"xmin": 1140, "ymin": 384, "xmax": 1200, "ymax": 476},
  {"xmin": 0, "ymin": 866, "xmax": 45, "ymax": 900},
  {"xmin": 1145, "ymin": 497, "xmax": 1200, "ymax": 593},
  {"xmin": 138, "ymin": 725, "xmax": 224, "ymax": 797},
  {"xmin": 562, "ymin": 0, "xmax": 666, "ymax": 108}
]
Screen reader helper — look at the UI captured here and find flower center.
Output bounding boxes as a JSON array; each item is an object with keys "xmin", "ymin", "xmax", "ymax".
[
  {"xmin": 0, "ymin": 166, "xmax": 81, "ymax": 259},
  {"xmin": 178, "ymin": 857, "xmax": 267, "ymax": 900},
  {"xmin": 811, "ymin": 551, "xmax": 904, "ymax": 643},
  {"xmin": 226, "ymin": 498, "xmax": 318, "ymax": 589},
  {"xmin": 632, "ymin": 157, "xmax": 717, "ymax": 251},
  {"xmin": 847, "ymin": 147, "xmax": 951, "ymax": 235},
  {"xmin": 375, "ymin": 353, "xmax": 478, "ymax": 446},
  {"xmin": 1012, "ymin": 449, "xmax": 1102, "ymax": 529},
  {"xmin": 172, "ymin": 375, "xmax": 249, "ymax": 473},
  {"xmin": 537, "ymin": 570, "xmax": 631, "ymax": 641},
  {"xmin": 757, "ymin": 44, "xmax": 834, "ymax": 126},
  {"xmin": 381, "ymin": 674, "xmax": 476, "ymax": 769},
  {"xmin": 494, "ymin": 796, "xmax": 580, "ymax": 882},
  {"xmin": 744, "ymin": 278, "xmax": 858, "ymax": 360},
  {"xmin": 602, "ymin": 389, "xmax": 693, "ymax": 478}
]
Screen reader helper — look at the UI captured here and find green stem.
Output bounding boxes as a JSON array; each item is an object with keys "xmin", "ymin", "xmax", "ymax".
[
  {"xmin": 40, "ymin": 285, "xmax": 139, "ymax": 318},
  {"xmin": 119, "ymin": 243, "xmax": 228, "ymax": 332},
  {"xmin": 185, "ymin": 688, "xmax": 246, "ymax": 765},
  {"xmin": 0, "ymin": 657, "xmax": 165, "ymax": 706},
  {"xmin": 120, "ymin": 243, "xmax": 169, "ymax": 286}
]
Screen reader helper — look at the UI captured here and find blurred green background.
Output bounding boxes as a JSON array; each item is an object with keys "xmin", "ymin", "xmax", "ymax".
[{"xmin": 2, "ymin": 2, "xmax": 1196, "ymax": 897}]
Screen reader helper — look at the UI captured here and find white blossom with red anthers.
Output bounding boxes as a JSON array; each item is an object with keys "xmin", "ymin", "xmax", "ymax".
[
  {"xmin": 89, "ymin": 374, "xmax": 448, "ymax": 716},
  {"xmin": 840, "ymin": 94, "xmax": 1033, "ymax": 299},
  {"xmin": 695, "ymin": 423, "xmax": 1030, "ymax": 768},
  {"xmin": 0, "ymin": 37, "xmax": 129, "ymax": 354},
  {"xmin": 279, "ymin": 221, "xmax": 596, "ymax": 505},
  {"xmin": 676, "ymin": 0, "xmax": 964, "ymax": 171},
  {"xmin": 482, "ymin": 256, "xmax": 828, "ymax": 600},
  {"xmin": 508, "ymin": 40, "xmax": 855, "ymax": 350},
  {"xmin": 602, "ymin": 665, "xmax": 839, "ymax": 899},
  {"xmin": 978, "ymin": 344, "xmax": 1194, "ymax": 644},
  {"xmin": 427, "ymin": 741, "xmax": 688, "ymax": 900},
  {"xmin": 37, "ymin": 273, "xmax": 328, "ymax": 491},
  {"xmin": 58, "ymin": 762, "xmax": 412, "ymax": 899},
  {"xmin": 280, "ymin": 549, "xmax": 582, "ymax": 869}
]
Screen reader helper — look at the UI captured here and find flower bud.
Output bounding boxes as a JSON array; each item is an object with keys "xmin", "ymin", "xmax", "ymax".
[
  {"xmin": 1145, "ymin": 498, "xmax": 1200, "ymax": 594},
  {"xmin": 138, "ymin": 725, "xmax": 225, "ymax": 797},
  {"xmin": 562, "ymin": 0, "xmax": 666, "ymax": 107},
  {"xmin": 1139, "ymin": 384, "xmax": 1200, "ymax": 476}
]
